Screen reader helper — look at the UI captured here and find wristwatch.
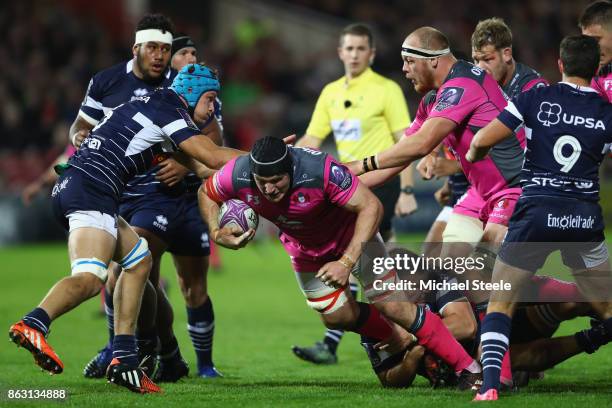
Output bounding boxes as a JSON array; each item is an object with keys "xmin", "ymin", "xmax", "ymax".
[{"xmin": 401, "ymin": 186, "xmax": 414, "ymax": 194}]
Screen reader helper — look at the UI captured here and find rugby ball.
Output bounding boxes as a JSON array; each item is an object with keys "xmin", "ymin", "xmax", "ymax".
[{"xmin": 218, "ymin": 199, "xmax": 259, "ymax": 233}]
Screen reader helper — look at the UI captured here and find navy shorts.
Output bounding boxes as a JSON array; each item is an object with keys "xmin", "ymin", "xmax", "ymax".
[
  {"xmin": 498, "ymin": 196, "xmax": 606, "ymax": 273},
  {"xmin": 372, "ymin": 175, "xmax": 400, "ymax": 235},
  {"xmin": 51, "ymin": 167, "xmax": 119, "ymax": 230},
  {"xmin": 119, "ymin": 193, "xmax": 210, "ymax": 257}
]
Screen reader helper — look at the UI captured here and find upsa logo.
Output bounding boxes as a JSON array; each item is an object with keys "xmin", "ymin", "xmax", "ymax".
[
  {"xmin": 537, "ymin": 101, "xmax": 606, "ymax": 129},
  {"xmin": 537, "ymin": 102, "xmax": 562, "ymax": 127}
]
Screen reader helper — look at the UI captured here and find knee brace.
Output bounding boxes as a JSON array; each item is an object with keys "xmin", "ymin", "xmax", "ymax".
[
  {"xmin": 71, "ymin": 258, "xmax": 108, "ymax": 282},
  {"xmin": 119, "ymin": 238, "xmax": 150, "ymax": 270},
  {"xmin": 306, "ymin": 286, "xmax": 349, "ymax": 314}
]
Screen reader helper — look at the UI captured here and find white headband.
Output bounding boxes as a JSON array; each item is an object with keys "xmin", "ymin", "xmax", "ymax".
[
  {"xmin": 401, "ymin": 43, "xmax": 450, "ymax": 59},
  {"xmin": 134, "ymin": 29, "xmax": 173, "ymax": 46}
]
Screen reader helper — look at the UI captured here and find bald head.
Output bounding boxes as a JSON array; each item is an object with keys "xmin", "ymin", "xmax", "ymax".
[
  {"xmin": 406, "ymin": 26, "xmax": 450, "ymax": 51},
  {"xmin": 401, "ymin": 26, "xmax": 456, "ymax": 93}
]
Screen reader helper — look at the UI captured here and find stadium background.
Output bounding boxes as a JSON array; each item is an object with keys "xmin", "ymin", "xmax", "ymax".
[
  {"xmin": 2, "ymin": 0, "xmax": 612, "ymax": 244},
  {"xmin": 0, "ymin": 1, "xmax": 611, "ymax": 406}
]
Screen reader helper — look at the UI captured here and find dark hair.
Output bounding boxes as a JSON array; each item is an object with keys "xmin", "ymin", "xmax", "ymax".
[
  {"xmin": 560, "ymin": 35, "xmax": 600, "ymax": 79},
  {"xmin": 250, "ymin": 137, "xmax": 292, "ymax": 176},
  {"xmin": 471, "ymin": 17, "xmax": 513, "ymax": 50},
  {"xmin": 340, "ymin": 23, "xmax": 374, "ymax": 48},
  {"xmin": 135, "ymin": 13, "xmax": 175, "ymax": 35},
  {"xmin": 579, "ymin": 1, "xmax": 612, "ymax": 29},
  {"xmin": 172, "ymin": 34, "xmax": 196, "ymax": 56}
]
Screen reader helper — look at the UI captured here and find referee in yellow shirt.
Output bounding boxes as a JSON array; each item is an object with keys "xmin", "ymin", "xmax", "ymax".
[{"xmin": 292, "ymin": 23, "xmax": 416, "ymax": 365}]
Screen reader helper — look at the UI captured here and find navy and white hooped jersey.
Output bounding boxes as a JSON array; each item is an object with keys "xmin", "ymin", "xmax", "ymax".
[
  {"xmin": 123, "ymin": 101, "xmax": 222, "ymax": 200},
  {"xmin": 68, "ymin": 88, "xmax": 201, "ymax": 198},
  {"xmin": 497, "ymin": 82, "xmax": 612, "ymax": 201},
  {"xmin": 79, "ymin": 60, "xmax": 174, "ymax": 125}
]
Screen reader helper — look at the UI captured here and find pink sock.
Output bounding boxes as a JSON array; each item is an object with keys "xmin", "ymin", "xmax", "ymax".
[
  {"xmin": 415, "ymin": 309, "xmax": 474, "ymax": 372},
  {"xmin": 531, "ymin": 276, "xmax": 582, "ymax": 302},
  {"xmin": 354, "ymin": 304, "xmax": 393, "ymax": 339},
  {"xmin": 500, "ymin": 349, "xmax": 513, "ymax": 385}
]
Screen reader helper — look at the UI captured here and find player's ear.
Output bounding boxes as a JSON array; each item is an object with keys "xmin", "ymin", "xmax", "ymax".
[
  {"xmin": 557, "ymin": 59, "xmax": 564, "ymax": 76},
  {"xmin": 132, "ymin": 44, "xmax": 140, "ymax": 58},
  {"xmin": 502, "ymin": 47, "xmax": 513, "ymax": 63},
  {"xmin": 369, "ymin": 48, "xmax": 376, "ymax": 65},
  {"xmin": 430, "ymin": 57, "xmax": 439, "ymax": 69}
]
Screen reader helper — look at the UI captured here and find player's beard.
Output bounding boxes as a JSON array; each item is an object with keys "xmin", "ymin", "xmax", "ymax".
[
  {"xmin": 136, "ymin": 53, "xmax": 164, "ymax": 84},
  {"xmin": 414, "ymin": 71, "xmax": 435, "ymax": 94}
]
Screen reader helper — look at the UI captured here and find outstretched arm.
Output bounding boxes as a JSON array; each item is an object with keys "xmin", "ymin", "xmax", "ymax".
[
  {"xmin": 347, "ymin": 118, "xmax": 457, "ymax": 176},
  {"xmin": 179, "ymin": 135, "xmax": 245, "ymax": 170}
]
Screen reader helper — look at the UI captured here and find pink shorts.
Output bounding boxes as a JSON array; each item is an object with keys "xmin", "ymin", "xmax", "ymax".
[
  {"xmin": 452, "ymin": 187, "xmax": 485, "ymax": 219},
  {"xmin": 282, "ymin": 240, "xmax": 341, "ymax": 273},
  {"xmin": 479, "ymin": 187, "xmax": 522, "ymax": 226}
]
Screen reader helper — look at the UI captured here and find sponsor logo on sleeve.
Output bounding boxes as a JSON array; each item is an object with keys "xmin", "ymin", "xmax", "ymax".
[
  {"xmin": 177, "ymin": 108, "xmax": 200, "ymax": 131},
  {"xmin": 434, "ymin": 87, "xmax": 465, "ymax": 111},
  {"xmin": 329, "ymin": 164, "xmax": 353, "ymax": 190}
]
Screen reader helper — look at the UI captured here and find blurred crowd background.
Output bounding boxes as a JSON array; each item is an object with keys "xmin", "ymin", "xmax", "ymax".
[{"xmin": 1, "ymin": 0, "xmax": 609, "ymax": 244}]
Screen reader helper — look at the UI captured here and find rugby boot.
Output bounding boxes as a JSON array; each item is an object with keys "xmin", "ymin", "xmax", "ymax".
[
  {"xmin": 291, "ymin": 341, "xmax": 337, "ymax": 365},
  {"xmin": 473, "ymin": 388, "xmax": 499, "ymax": 401},
  {"xmin": 153, "ymin": 355, "xmax": 189, "ymax": 382},
  {"xmin": 83, "ymin": 343, "xmax": 113, "ymax": 378},
  {"xmin": 106, "ymin": 358, "xmax": 161, "ymax": 394},
  {"xmin": 198, "ymin": 365, "xmax": 223, "ymax": 378},
  {"xmin": 9, "ymin": 320, "xmax": 63, "ymax": 374},
  {"xmin": 457, "ymin": 367, "xmax": 483, "ymax": 391}
]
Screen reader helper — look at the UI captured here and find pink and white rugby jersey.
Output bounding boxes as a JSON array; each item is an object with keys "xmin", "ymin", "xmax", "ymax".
[{"xmin": 209, "ymin": 147, "xmax": 360, "ymax": 258}]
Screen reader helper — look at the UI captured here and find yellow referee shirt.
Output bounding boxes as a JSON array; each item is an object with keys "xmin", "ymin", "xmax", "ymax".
[{"xmin": 305, "ymin": 68, "xmax": 411, "ymax": 162}]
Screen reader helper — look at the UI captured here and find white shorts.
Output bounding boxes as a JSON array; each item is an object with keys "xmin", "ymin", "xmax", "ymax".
[
  {"xmin": 67, "ymin": 210, "xmax": 118, "ymax": 239},
  {"xmin": 435, "ymin": 206, "xmax": 453, "ymax": 223},
  {"xmin": 442, "ymin": 212, "xmax": 484, "ymax": 244}
]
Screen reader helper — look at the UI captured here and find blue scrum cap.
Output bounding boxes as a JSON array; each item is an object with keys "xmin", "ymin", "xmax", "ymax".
[{"xmin": 170, "ymin": 63, "xmax": 220, "ymax": 108}]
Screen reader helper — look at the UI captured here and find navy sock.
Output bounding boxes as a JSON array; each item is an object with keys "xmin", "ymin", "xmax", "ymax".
[
  {"xmin": 321, "ymin": 283, "xmax": 359, "ymax": 354},
  {"xmin": 104, "ymin": 288, "xmax": 114, "ymax": 344},
  {"xmin": 112, "ymin": 334, "xmax": 138, "ymax": 368},
  {"xmin": 23, "ymin": 307, "xmax": 51, "ymax": 336},
  {"xmin": 187, "ymin": 297, "xmax": 215, "ymax": 368},
  {"xmin": 159, "ymin": 335, "xmax": 181, "ymax": 362},
  {"xmin": 479, "ymin": 312, "xmax": 512, "ymax": 393}
]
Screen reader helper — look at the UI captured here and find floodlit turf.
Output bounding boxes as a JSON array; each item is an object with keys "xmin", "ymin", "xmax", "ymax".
[{"xmin": 0, "ymin": 240, "xmax": 610, "ymax": 407}]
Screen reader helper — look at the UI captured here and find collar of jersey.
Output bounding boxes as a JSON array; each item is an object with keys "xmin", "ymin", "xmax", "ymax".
[
  {"xmin": 559, "ymin": 81, "xmax": 598, "ymax": 94},
  {"xmin": 344, "ymin": 67, "xmax": 374, "ymax": 88}
]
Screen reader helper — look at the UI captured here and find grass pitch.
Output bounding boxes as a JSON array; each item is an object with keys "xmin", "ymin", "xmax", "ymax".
[{"xmin": 0, "ymin": 240, "xmax": 610, "ymax": 407}]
